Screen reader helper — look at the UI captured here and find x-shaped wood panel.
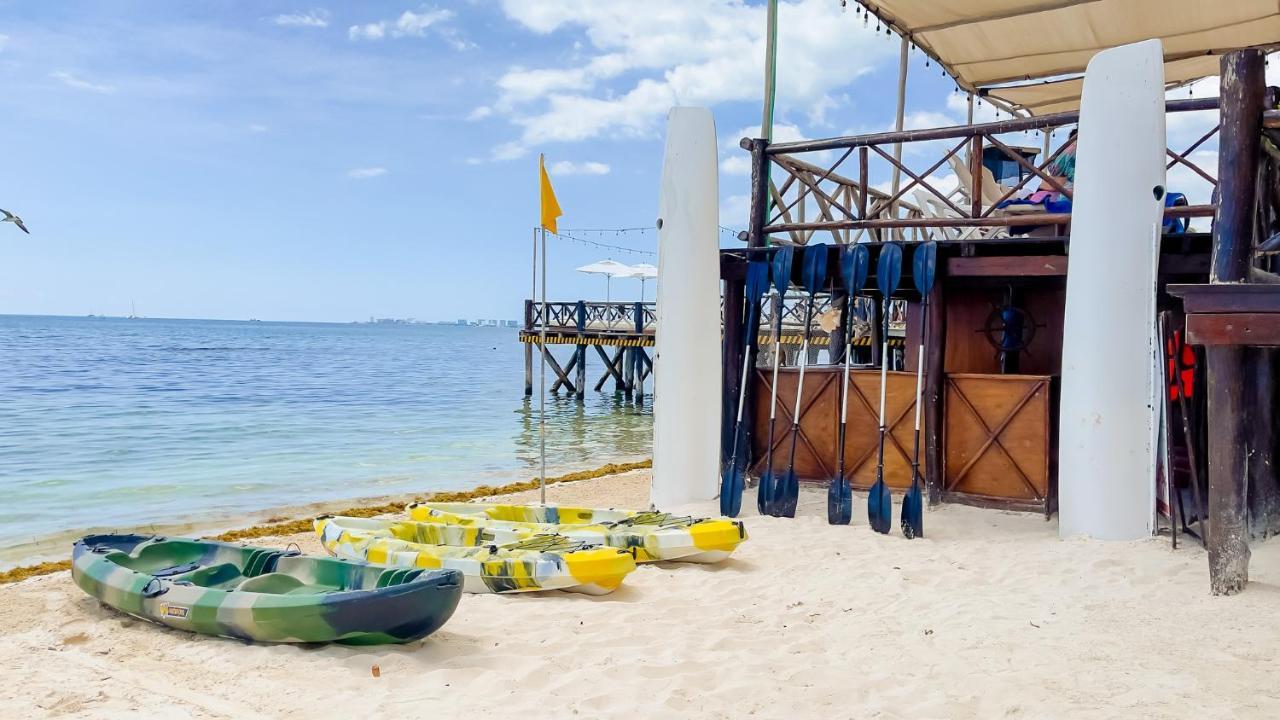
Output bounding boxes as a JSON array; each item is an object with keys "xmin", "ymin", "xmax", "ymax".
[
  {"xmin": 750, "ymin": 369, "xmax": 836, "ymax": 479},
  {"xmin": 945, "ymin": 379, "xmax": 1045, "ymax": 500}
]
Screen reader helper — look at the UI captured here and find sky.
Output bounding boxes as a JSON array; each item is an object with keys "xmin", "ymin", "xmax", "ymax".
[{"xmin": 0, "ymin": 1, "xmax": 1244, "ymax": 322}]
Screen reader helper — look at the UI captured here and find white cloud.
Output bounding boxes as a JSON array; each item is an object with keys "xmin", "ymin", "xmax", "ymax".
[
  {"xmin": 273, "ymin": 10, "xmax": 330, "ymax": 28},
  {"xmin": 488, "ymin": 0, "xmax": 894, "ymax": 158},
  {"xmin": 548, "ymin": 160, "xmax": 610, "ymax": 176},
  {"xmin": 50, "ymin": 71, "xmax": 115, "ymax": 94},
  {"xmin": 720, "ymin": 194, "xmax": 752, "ymax": 228},
  {"xmin": 0, "ymin": 33, "xmax": 9, "ymax": 51},
  {"xmin": 348, "ymin": 8, "xmax": 458, "ymax": 43},
  {"xmin": 248, "ymin": 124, "xmax": 269, "ymax": 133},
  {"xmin": 347, "ymin": 167, "xmax": 387, "ymax": 179},
  {"xmin": 466, "ymin": 105, "xmax": 493, "ymax": 121}
]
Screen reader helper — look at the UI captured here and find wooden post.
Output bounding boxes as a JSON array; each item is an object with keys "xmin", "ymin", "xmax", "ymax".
[
  {"xmin": 747, "ymin": 138, "xmax": 770, "ymax": 247},
  {"xmin": 723, "ymin": 272, "xmax": 745, "ymax": 467},
  {"xmin": 924, "ymin": 274, "xmax": 947, "ymax": 506},
  {"xmin": 1205, "ymin": 49, "xmax": 1264, "ymax": 595},
  {"xmin": 1247, "ymin": 348, "xmax": 1279, "ymax": 538},
  {"xmin": 889, "ymin": 35, "xmax": 909, "ymax": 241},
  {"xmin": 633, "ymin": 301, "xmax": 645, "ymax": 402},
  {"xmin": 858, "ymin": 147, "xmax": 869, "ymax": 220},
  {"xmin": 969, "ymin": 134, "xmax": 984, "ymax": 218},
  {"xmin": 623, "ymin": 347, "xmax": 635, "ymax": 400},
  {"xmin": 523, "ymin": 299, "xmax": 534, "ymax": 396},
  {"xmin": 575, "ymin": 300, "xmax": 587, "ymax": 402}
]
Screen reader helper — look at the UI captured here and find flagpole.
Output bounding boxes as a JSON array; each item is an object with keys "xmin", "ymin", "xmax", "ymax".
[{"xmin": 539, "ymin": 224, "xmax": 548, "ymax": 505}]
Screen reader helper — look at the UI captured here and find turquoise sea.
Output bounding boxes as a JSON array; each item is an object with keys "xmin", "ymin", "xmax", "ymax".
[{"xmin": 0, "ymin": 315, "xmax": 652, "ymax": 567}]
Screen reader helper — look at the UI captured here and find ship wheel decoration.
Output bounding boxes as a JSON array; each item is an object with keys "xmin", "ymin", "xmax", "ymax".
[{"xmin": 979, "ymin": 304, "xmax": 1044, "ymax": 361}]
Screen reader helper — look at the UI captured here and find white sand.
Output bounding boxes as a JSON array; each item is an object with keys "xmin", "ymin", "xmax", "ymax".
[{"xmin": 3, "ymin": 470, "xmax": 1279, "ymax": 719}]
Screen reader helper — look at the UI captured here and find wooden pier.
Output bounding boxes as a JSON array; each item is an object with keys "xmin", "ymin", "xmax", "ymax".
[{"xmin": 520, "ymin": 297, "xmax": 907, "ymax": 403}]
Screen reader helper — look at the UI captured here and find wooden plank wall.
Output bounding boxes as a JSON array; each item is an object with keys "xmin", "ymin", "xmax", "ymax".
[{"xmin": 750, "ymin": 367, "xmax": 921, "ymax": 489}]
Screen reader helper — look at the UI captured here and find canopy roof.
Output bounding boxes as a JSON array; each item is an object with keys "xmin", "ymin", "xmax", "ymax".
[{"xmin": 858, "ymin": 0, "xmax": 1280, "ymax": 115}]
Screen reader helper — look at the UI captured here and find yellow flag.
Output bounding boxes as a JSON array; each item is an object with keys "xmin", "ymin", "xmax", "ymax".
[{"xmin": 539, "ymin": 154, "xmax": 562, "ymax": 234}]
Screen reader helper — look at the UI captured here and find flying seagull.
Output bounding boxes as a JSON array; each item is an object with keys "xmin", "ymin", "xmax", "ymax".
[{"xmin": 1, "ymin": 209, "xmax": 29, "ymax": 234}]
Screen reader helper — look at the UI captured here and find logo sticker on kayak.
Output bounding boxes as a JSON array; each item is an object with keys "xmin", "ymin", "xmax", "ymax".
[{"xmin": 161, "ymin": 604, "xmax": 189, "ymax": 619}]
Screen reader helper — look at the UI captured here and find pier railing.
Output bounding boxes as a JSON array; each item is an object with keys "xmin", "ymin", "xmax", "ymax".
[
  {"xmin": 743, "ymin": 97, "xmax": 1222, "ymax": 245},
  {"xmin": 524, "ymin": 300, "xmax": 656, "ymax": 334}
]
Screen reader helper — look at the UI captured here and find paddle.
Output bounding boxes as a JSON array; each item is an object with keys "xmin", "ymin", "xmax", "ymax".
[
  {"xmin": 720, "ymin": 260, "xmax": 771, "ymax": 517},
  {"xmin": 828, "ymin": 244, "xmax": 869, "ymax": 525},
  {"xmin": 758, "ymin": 246, "xmax": 794, "ymax": 516},
  {"xmin": 901, "ymin": 241, "xmax": 937, "ymax": 539},
  {"xmin": 774, "ymin": 243, "xmax": 828, "ymax": 518},
  {"xmin": 867, "ymin": 243, "xmax": 902, "ymax": 534}
]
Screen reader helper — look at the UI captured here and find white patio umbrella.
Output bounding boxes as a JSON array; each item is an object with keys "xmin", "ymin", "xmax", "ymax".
[
  {"xmin": 575, "ymin": 259, "xmax": 634, "ymax": 304},
  {"xmin": 628, "ymin": 263, "xmax": 658, "ymax": 302}
]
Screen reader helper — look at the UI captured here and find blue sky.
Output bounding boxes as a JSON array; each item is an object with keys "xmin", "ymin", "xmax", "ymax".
[{"xmin": 0, "ymin": 1, "xmax": 1229, "ymax": 322}]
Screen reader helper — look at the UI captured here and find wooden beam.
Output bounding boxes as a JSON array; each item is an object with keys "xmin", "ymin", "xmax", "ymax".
[
  {"xmin": 1186, "ymin": 313, "xmax": 1280, "ymax": 346},
  {"xmin": 768, "ymin": 98, "xmax": 1220, "ymax": 155},
  {"xmin": 923, "ymin": 273, "xmax": 946, "ymax": 506},
  {"xmin": 947, "ymin": 255, "xmax": 1067, "ymax": 277}
]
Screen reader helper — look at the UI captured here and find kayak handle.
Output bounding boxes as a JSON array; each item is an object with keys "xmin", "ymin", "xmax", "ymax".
[{"xmin": 141, "ymin": 578, "xmax": 169, "ymax": 599}]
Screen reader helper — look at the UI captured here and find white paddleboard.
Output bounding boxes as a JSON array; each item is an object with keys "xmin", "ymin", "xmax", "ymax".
[
  {"xmin": 651, "ymin": 107, "xmax": 721, "ymax": 509},
  {"xmin": 1058, "ymin": 40, "xmax": 1166, "ymax": 540}
]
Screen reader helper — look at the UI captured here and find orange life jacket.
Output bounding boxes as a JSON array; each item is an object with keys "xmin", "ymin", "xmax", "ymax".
[{"xmin": 1165, "ymin": 329, "xmax": 1196, "ymax": 400}]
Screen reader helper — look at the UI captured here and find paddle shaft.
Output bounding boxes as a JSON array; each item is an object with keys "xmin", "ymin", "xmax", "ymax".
[
  {"xmin": 728, "ymin": 335, "xmax": 753, "ymax": 463},
  {"xmin": 764, "ymin": 292, "xmax": 784, "ymax": 470},
  {"xmin": 837, "ymin": 295, "xmax": 855, "ymax": 477},
  {"xmin": 874, "ymin": 294, "xmax": 891, "ymax": 474},
  {"xmin": 785, "ymin": 294, "xmax": 817, "ymax": 470},
  {"xmin": 908, "ymin": 293, "xmax": 929, "ymax": 484}
]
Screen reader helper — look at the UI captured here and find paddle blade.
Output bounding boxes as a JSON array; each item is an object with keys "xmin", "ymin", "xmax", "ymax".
[
  {"xmin": 771, "ymin": 246, "xmax": 795, "ymax": 296},
  {"xmin": 867, "ymin": 477, "xmax": 892, "ymax": 534},
  {"xmin": 745, "ymin": 260, "xmax": 770, "ymax": 302},
  {"xmin": 720, "ymin": 462, "xmax": 746, "ymax": 517},
  {"xmin": 800, "ymin": 243, "xmax": 829, "ymax": 296},
  {"xmin": 901, "ymin": 478, "xmax": 923, "ymax": 539},
  {"xmin": 757, "ymin": 471, "xmax": 773, "ymax": 515},
  {"xmin": 912, "ymin": 241, "xmax": 938, "ymax": 297},
  {"xmin": 778, "ymin": 468, "xmax": 799, "ymax": 518},
  {"xmin": 876, "ymin": 243, "xmax": 903, "ymax": 298},
  {"xmin": 840, "ymin": 244, "xmax": 870, "ymax": 296},
  {"xmin": 827, "ymin": 473, "xmax": 852, "ymax": 525}
]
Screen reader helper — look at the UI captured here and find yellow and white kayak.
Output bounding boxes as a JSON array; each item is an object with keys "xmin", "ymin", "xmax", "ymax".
[
  {"xmin": 314, "ymin": 515, "xmax": 636, "ymax": 595},
  {"xmin": 404, "ymin": 502, "xmax": 747, "ymax": 564}
]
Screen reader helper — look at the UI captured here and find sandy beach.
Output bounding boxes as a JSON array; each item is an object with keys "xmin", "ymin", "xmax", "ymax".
[{"xmin": 2, "ymin": 468, "xmax": 1278, "ymax": 719}]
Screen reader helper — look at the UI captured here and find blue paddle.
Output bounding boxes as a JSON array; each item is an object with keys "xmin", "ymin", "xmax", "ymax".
[
  {"xmin": 774, "ymin": 243, "xmax": 828, "ymax": 518},
  {"xmin": 758, "ymin": 246, "xmax": 794, "ymax": 516},
  {"xmin": 901, "ymin": 241, "xmax": 937, "ymax": 539},
  {"xmin": 867, "ymin": 243, "xmax": 902, "ymax": 534},
  {"xmin": 828, "ymin": 244, "xmax": 869, "ymax": 525},
  {"xmin": 720, "ymin": 260, "xmax": 771, "ymax": 517}
]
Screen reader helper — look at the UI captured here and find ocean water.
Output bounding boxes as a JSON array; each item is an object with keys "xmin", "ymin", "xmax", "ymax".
[{"xmin": 0, "ymin": 315, "xmax": 652, "ymax": 566}]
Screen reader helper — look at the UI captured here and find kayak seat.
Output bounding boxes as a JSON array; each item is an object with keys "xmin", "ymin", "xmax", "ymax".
[
  {"xmin": 177, "ymin": 562, "xmax": 246, "ymax": 590},
  {"xmin": 236, "ymin": 572, "xmax": 313, "ymax": 595},
  {"xmin": 109, "ymin": 540, "xmax": 206, "ymax": 574}
]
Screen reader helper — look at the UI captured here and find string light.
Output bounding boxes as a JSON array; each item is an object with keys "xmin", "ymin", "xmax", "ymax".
[{"xmin": 539, "ymin": 225, "xmax": 746, "ymax": 257}]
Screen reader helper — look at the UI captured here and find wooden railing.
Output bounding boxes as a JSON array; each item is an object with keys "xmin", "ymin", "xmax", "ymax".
[
  {"xmin": 742, "ymin": 97, "xmax": 1223, "ymax": 245},
  {"xmin": 524, "ymin": 300, "xmax": 656, "ymax": 334}
]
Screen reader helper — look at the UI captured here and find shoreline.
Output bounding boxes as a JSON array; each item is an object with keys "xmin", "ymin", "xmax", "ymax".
[{"xmin": 0, "ymin": 459, "xmax": 651, "ymax": 584}]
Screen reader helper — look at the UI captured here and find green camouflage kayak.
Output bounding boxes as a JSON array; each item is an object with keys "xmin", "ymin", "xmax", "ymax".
[{"xmin": 72, "ymin": 534, "xmax": 463, "ymax": 645}]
